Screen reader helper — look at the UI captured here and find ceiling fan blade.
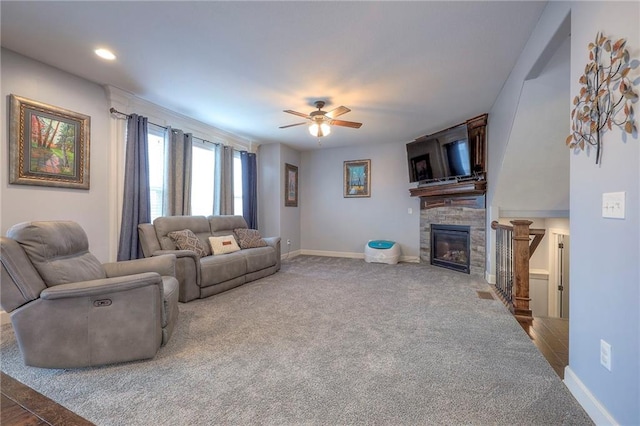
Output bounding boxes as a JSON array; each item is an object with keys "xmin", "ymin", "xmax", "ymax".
[
  {"xmin": 283, "ymin": 110, "xmax": 311, "ymax": 119},
  {"xmin": 329, "ymin": 119, "xmax": 362, "ymax": 129},
  {"xmin": 279, "ymin": 122, "xmax": 308, "ymax": 129},
  {"xmin": 325, "ymin": 106, "xmax": 350, "ymax": 119}
]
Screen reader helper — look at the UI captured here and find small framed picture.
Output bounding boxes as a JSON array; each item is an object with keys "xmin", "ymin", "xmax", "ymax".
[
  {"xmin": 9, "ymin": 94, "xmax": 91, "ymax": 189},
  {"xmin": 284, "ymin": 163, "xmax": 298, "ymax": 207},
  {"xmin": 411, "ymin": 153, "xmax": 433, "ymax": 181},
  {"xmin": 344, "ymin": 159, "xmax": 371, "ymax": 198}
]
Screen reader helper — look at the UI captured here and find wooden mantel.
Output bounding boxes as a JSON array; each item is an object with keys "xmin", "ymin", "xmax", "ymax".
[{"xmin": 409, "ymin": 180, "xmax": 486, "ymax": 198}]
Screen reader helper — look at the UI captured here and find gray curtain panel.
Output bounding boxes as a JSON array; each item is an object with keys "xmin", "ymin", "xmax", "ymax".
[
  {"xmin": 240, "ymin": 151, "xmax": 258, "ymax": 229},
  {"xmin": 117, "ymin": 114, "xmax": 151, "ymax": 260},
  {"xmin": 164, "ymin": 127, "xmax": 193, "ymax": 216},
  {"xmin": 214, "ymin": 144, "xmax": 234, "ymax": 215}
]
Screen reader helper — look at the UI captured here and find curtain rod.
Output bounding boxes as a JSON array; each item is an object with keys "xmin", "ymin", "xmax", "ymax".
[{"xmin": 109, "ymin": 107, "xmax": 219, "ymax": 146}]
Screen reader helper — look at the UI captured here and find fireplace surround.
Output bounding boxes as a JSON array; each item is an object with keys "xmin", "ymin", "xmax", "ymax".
[{"xmin": 419, "ymin": 195, "xmax": 486, "ymax": 276}]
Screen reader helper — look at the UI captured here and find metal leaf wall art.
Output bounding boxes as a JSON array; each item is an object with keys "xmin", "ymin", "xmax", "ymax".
[{"xmin": 567, "ymin": 32, "xmax": 639, "ymax": 164}]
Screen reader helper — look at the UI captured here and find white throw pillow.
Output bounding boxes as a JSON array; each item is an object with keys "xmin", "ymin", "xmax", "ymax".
[{"xmin": 209, "ymin": 235, "xmax": 241, "ymax": 255}]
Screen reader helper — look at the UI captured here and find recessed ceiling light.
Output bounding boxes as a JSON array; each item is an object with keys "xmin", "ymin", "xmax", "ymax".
[{"xmin": 95, "ymin": 48, "xmax": 116, "ymax": 60}]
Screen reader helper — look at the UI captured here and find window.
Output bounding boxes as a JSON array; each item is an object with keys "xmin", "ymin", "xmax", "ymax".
[
  {"xmin": 233, "ymin": 151, "xmax": 243, "ymax": 215},
  {"xmin": 148, "ymin": 128, "xmax": 166, "ymax": 222},
  {"xmin": 146, "ymin": 128, "xmax": 238, "ymax": 219},
  {"xmin": 191, "ymin": 142, "xmax": 216, "ymax": 216}
]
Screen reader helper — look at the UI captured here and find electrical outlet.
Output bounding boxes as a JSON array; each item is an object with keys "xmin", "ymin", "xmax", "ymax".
[
  {"xmin": 286, "ymin": 239, "xmax": 291, "ymax": 245},
  {"xmin": 600, "ymin": 339, "xmax": 612, "ymax": 371}
]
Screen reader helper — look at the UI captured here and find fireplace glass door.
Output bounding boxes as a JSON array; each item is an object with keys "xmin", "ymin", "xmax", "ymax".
[{"xmin": 430, "ymin": 224, "xmax": 471, "ymax": 273}]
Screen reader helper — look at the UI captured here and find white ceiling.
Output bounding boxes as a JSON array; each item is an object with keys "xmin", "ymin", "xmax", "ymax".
[{"xmin": 1, "ymin": 1, "xmax": 546, "ymax": 151}]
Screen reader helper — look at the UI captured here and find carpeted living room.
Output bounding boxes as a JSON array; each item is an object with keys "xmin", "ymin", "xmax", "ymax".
[
  {"xmin": 1, "ymin": 2, "xmax": 639, "ymax": 426},
  {"xmin": 1, "ymin": 256, "xmax": 591, "ymax": 424}
]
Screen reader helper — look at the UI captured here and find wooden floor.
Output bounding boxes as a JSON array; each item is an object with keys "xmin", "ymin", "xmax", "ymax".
[
  {"xmin": 518, "ymin": 316, "xmax": 569, "ymax": 379},
  {"xmin": 1, "ymin": 372, "xmax": 94, "ymax": 426},
  {"xmin": 0, "ymin": 316, "xmax": 569, "ymax": 425}
]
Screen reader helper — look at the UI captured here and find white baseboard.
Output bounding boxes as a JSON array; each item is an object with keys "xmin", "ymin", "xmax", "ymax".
[
  {"xmin": 301, "ymin": 249, "xmax": 364, "ymax": 259},
  {"xmin": 485, "ymin": 272, "xmax": 496, "ymax": 284},
  {"xmin": 1, "ymin": 310, "xmax": 10, "ymax": 325},
  {"xmin": 564, "ymin": 366, "xmax": 617, "ymax": 425},
  {"xmin": 281, "ymin": 249, "xmax": 301, "ymax": 260},
  {"xmin": 299, "ymin": 250, "xmax": 420, "ymax": 264}
]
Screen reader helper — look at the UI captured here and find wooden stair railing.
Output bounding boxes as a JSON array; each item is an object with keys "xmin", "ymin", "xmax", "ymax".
[{"xmin": 491, "ymin": 220, "xmax": 545, "ymax": 321}]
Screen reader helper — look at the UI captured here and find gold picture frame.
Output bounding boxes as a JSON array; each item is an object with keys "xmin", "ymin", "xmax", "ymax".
[
  {"xmin": 344, "ymin": 159, "xmax": 371, "ymax": 198},
  {"xmin": 9, "ymin": 94, "xmax": 91, "ymax": 189},
  {"xmin": 284, "ymin": 163, "xmax": 298, "ymax": 207}
]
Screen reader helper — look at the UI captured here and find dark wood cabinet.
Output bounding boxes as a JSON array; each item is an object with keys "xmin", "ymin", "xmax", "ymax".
[{"xmin": 467, "ymin": 113, "xmax": 487, "ymax": 174}]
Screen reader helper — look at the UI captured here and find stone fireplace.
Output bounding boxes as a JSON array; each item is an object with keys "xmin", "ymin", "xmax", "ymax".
[{"xmin": 419, "ymin": 194, "xmax": 486, "ymax": 277}]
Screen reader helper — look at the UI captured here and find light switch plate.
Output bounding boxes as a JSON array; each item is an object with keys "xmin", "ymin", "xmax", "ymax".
[{"xmin": 602, "ymin": 192, "xmax": 625, "ymax": 219}]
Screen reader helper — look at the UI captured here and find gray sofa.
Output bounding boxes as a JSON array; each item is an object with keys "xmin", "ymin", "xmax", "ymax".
[
  {"xmin": 138, "ymin": 215, "xmax": 280, "ymax": 302},
  {"xmin": 0, "ymin": 221, "xmax": 179, "ymax": 368}
]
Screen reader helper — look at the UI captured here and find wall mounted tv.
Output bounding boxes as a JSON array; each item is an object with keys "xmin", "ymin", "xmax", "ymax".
[{"xmin": 406, "ymin": 124, "xmax": 473, "ymax": 184}]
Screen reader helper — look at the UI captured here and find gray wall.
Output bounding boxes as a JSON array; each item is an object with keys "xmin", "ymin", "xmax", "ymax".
[
  {"xmin": 258, "ymin": 143, "xmax": 281, "ymax": 238},
  {"xmin": 568, "ymin": 2, "xmax": 639, "ymax": 424},
  {"xmin": 1, "ymin": 49, "xmax": 113, "ymax": 261},
  {"xmin": 300, "ymin": 141, "xmax": 420, "ymax": 260},
  {"xmin": 280, "ymin": 144, "xmax": 301, "ymax": 253},
  {"xmin": 258, "ymin": 143, "xmax": 301, "ymax": 254},
  {"xmin": 493, "ymin": 35, "xmax": 570, "ymax": 217},
  {"xmin": 490, "ymin": 2, "xmax": 639, "ymax": 423},
  {"xmin": 486, "ymin": 2, "xmax": 570, "ymax": 281}
]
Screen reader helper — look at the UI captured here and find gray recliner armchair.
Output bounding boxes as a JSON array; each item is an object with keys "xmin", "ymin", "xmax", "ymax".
[{"xmin": 0, "ymin": 221, "xmax": 179, "ymax": 368}]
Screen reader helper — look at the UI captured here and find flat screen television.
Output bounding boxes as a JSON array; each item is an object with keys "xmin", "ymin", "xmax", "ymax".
[{"xmin": 406, "ymin": 124, "xmax": 472, "ymax": 184}]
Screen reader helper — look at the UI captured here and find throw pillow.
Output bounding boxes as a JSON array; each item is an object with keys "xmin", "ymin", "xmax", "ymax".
[
  {"xmin": 167, "ymin": 229, "xmax": 208, "ymax": 258},
  {"xmin": 209, "ymin": 235, "xmax": 241, "ymax": 255},
  {"xmin": 234, "ymin": 228, "xmax": 268, "ymax": 249}
]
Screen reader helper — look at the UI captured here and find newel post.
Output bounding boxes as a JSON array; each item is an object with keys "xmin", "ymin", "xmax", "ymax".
[{"xmin": 511, "ymin": 220, "xmax": 533, "ymax": 319}]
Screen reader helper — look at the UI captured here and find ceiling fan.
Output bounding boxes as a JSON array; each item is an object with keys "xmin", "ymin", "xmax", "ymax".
[{"xmin": 279, "ymin": 101, "xmax": 362, "ymax": 137}]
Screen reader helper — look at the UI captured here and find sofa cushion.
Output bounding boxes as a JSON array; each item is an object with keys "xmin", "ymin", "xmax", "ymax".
[
  {"xmin": 7, "ymin": 221, "xmax": 106, "ymax": 287},
  {"xmin": 243, "ymin": 246, "xmax": 277, "ymax": 273},
  {"xmin": 199, "ymin": 251, "xmax": 247, "ymax": 286},
  {"xmin": 234, "ymin": 228, "xmax": 268, "ymax": 249},
  {"xmin": 209, "ymin": 235, "xmax": 241, "ymax": 255},
  {"xmin": 209, "ymin": 215, "xmax": 248, "ymax": 234},
  {"xmin": 154, "ymin": 216, "xmax": 212, "ymax": 256},
  {"xmin": 168, "ymin": 229, "xmax": 208, "ymax": 258}
]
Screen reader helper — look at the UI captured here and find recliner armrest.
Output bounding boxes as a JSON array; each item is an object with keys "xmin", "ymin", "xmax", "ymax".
[
  {"xmin": 103, "ymin": 254, "xmax": 176, "ymax": 278},
  {"xmin": 40, "ymin": 272, "xmax": 162, "ymax": 300}
]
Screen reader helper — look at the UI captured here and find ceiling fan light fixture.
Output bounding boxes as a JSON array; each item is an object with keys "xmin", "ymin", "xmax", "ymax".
[{"xmin": 309, "ymin": 122, "xmax": 331, "ymax": 137}]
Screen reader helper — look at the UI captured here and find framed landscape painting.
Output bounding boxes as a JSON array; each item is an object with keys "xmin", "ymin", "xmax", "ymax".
[
  {"xmin": 284, "ymin": 163, "xmax": 298, "ymax": 207},
  {"xmin": 344, "ymin": 159, "xmax": 371, "ymax": 198},
  {"xmin": 9, "ymin": 94, "xmax": 91, "ymax": 189}
]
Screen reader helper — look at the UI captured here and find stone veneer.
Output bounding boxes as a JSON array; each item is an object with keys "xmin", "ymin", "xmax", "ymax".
[{"xmin": 420, "ymin": 206, "xmax": 486, "ymax": 276}]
